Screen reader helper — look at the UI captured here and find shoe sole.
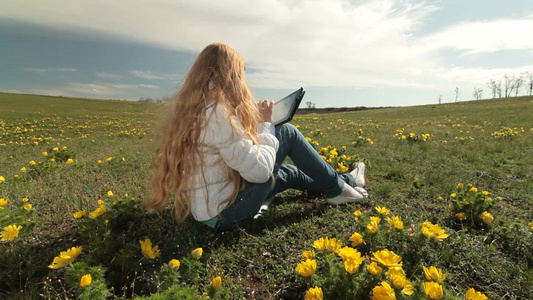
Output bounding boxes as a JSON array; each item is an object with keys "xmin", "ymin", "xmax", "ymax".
[
  {"xmin": 354, "ymin": 162, "xmax": 365, "ymax": 188},
  {"xmin": 326, "ymin": 195, "xmax": 363, "ymax": 205}
]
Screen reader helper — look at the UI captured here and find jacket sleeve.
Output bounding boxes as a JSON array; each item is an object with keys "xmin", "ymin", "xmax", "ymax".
[{"xmin": 204, "ymin": 106, "xmax": 279, "ymax": 183}]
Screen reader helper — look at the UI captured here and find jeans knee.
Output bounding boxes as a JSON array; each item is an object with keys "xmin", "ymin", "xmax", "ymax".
[{"xmin": 276, "ymin": 123, "xmax": 298, "ymax": 138}]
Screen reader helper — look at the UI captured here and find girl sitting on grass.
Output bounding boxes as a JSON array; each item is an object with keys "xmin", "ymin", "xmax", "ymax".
[{"xmin": 147, "ymin": 42, "xmax": 368, "ymax": 231}]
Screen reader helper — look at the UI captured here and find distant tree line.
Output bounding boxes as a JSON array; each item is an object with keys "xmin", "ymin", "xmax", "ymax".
[
  {"xmin": 442, "ymin": 72, "xmax": 533, "ymax": 104},
  {"xmin": 484, "ymin": 72, "xmax": 533, "ymax": 99},
  {"xmin": 138, "ymin": 96, "xmax": 169, "ymax": 103}
]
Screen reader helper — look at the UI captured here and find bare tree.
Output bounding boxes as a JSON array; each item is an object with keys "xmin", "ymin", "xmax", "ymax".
[
  {"xmin": 472, "ymin": 88, "xmax": 483, "ymax": 100},
  {"xmin": 454, "ymin": 87, "xmax": 460, "ymax": 102},
  {"xmin": 503, "ymin": 74, "xmax": 520, "ymax": 97},
  {"xmin": 306, "ymin": 101, "xmax": 316, "ymax": 109},
  {"xmin": 487, "ymin": 80, "xmax": 497, "ymax": 98},
  {"xmin": 496, "ymin": 80, "xmax": 502, "ymax": 98},
  {"xmin": 513, "ymin": 76, "xmax": 523, "ymax": 96},
  {"xmin": 438, "ymin": 94, "xmax": 442, "ymax": 104},
  {"xmin": 525, "ymin": 72, "xmax": 533, "ymax": 96}
]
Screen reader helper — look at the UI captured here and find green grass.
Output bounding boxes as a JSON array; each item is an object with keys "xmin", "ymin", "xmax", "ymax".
[{"xmin": 1, "ymin": 92, "xmax": 532, "ymax": 299}]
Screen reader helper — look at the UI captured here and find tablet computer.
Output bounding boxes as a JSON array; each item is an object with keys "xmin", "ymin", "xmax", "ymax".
[{"xmin": 272, "ymin": 87, "xmax": 305, "ymax": 126}]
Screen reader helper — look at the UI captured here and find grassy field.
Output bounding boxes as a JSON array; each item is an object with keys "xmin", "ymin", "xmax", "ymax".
[{"xmin": 0, "ymin": 92, "xmax": 532, "ymax": 299}]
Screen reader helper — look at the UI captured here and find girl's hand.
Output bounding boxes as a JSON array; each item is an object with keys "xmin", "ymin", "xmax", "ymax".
[{"xmin": 257, "ymin": 100, "xmax": 274, "ymax": 123}]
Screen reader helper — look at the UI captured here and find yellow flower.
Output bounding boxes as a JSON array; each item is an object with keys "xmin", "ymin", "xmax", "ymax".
[
  {"xmin": 24, "ymin": 204, "xmax": 32, "ymax": 210},
  {"xmin": 386, "ymin": 215, "xmax": 404, "ymax": 230},
  {"xmin": 191, "ymin": 247, "xmax": 203, "ymax": 259},
  {"xmin": 390, "ymin": 273, "xmax": 414, "ymax": 295},
  {"xmin": 53, "ymin": 147, "xmax": 59, "ymax": 151},
  {"xmin": 50, "ymin": 158, "xmax": 56, "ymax": 162},
  {"xmin": 296, "ymin": 259, "xmax": 317, "ymax": 277},
  {"xmin": 469, "ymin": 186, "xmax": 478, "ymax": 193},
  {"xmin": 353, "ymin": 209, "xmax": 362, "ymax": 218},
  {"xmin": 22, "ymin": 197, "xmax": 29, "ymax": 202},
  {"xmin": 528, "ymin": 222, "xmax": 533, "ymax": 231},
  {"xmin": 423, "ymin": 266, "xmax": 448, "ymax": 282},
  {"xmin": 302, "ymin": 250, "xmax": 316, "ymax": 260},
  {"xmin": 48, "ymin": 246, "xmax": 83, "ymax": 269},
  {"xmin": 421, "ymin": 221, "xmax": 448, "ymax": 241},
  {"xmin": 481, "ymin": 191, "xmax": 490, "ymax": 196},
  {"xmin": 97, "ymin": 160, "xmax": 102, "ymax": 164},
  {"xmin": 337, "ymin": 246, "xmax": 364, "ymax": 262},
  {"xmin": 29, "ymin": 160, "xmax": 36, "ymax": 165},
  {"xmin": 371, "ymin": 281, "xmax": 396, "ymax": 300},
  {"xmin": 457, "ymin": 183, "xmax": 464, "ymax": 189},
  {"xmin": 437, "ymin": 196, "xmax": 444, "ymax": 201},
  {"xmin": 313, "ymin": 237, "xmax": 342, "ymax": 253},
  {"xmin": 0, "ymin": 176, "xmax": 4, "ymax": 183},
  {"xmin": 350, "ymin": 232, "xmax": 365, "ymax": 246},
  {"xmin": 20, "ymin": 167, "xmax": 26, "ymax": 173},
  {"xmin": 367, "ymin": 216, "xmax": 381, "ymax": 234},
  {"xmin": 344, "ymin": 257, "xmax": 363, "ymax": 274},
  {"xmin": 450, "ymin": 193, "xmax": 457, "ymax": 198},
  {"xmin": 106, "ymin": 156, "xmax": 113, "ymax": 161},
  {"xmin": 371, "ymin": 249, "xmax": 402, "ymax": 268},
  {"xmin": 66, "ymin": 158, "xmax": 74, "ymax": 164},
  {"xmin": 305, "ymin": 286, "xmax": 323, "ymax": 300},
  {"xmin": 42, "ymin": 151, "xmax": 48, "ymax": 156},
  {"xmin": 424, "ymin": 282, "xmax": 444, "ymax": 300},
  {"xmin": 465, "ymin": 288, "xmax": 488, "ymax": 300},
  {"xmin": 62, "ymin": 146, "xmax": 67, "ymax": 150},
  {"xmin": 89, "ymin": 204, "xmax": 106, "ymax": 219},
  {"xmin": 480, "ymin": 211, "xmax": 494, "ymax": 224},
  {"xmin": 455, "ymin": 213, "xmax": 466, "ymax": 221},
  {"xmin": 375, "ymin": 206, "xmax": 390, "ymax": 215},
  {"xmin": 107, "ymin": 190, "xmax": 114, "ymax": 197},
  {"xmin": 139, "ymin": 239, "xmax": 160, "ymax": 259},
  {"xmin": 0, "ymin": 198, "xmax": 7, "ymax": 206},
  {"xmin": 367, "ymin": 262, "xmax": 383, "ymax": 276},
  {"xmin": 80, "ymin": 274, "xmax": 92, "ymax": 287},
  {"xmin": 210, "ymin": 276, "xmax": 222, "ymax": 290},
  {"xmin": 337, "ymin": 162, "xmax": 349, "ymax": 173},
  {"xmin": 73, "ymin": 210, "xmax": 87, "ymax": 219},
  {"xmin": 1, "ymin": 224, "xmax": 22, "ymax": 241},
  {"xmin": 168, "ymin": 259, "xmax": 180, "ymax": 269}
]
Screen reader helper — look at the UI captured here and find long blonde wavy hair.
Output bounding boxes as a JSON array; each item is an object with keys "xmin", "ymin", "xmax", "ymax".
[{"xmin": 147, "ymin": 42, "xmax": 260, "ymax": 221}]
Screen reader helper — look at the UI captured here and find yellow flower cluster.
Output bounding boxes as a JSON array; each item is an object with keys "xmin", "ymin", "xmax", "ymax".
[
  {"xmin": 313, "ymin": 237, "xmax": 342, "ymax": 253},
  {"xmin": 394, "ymin": 128, "xmax": 431, "ymax": 142},
  {"xmin": 446, "ymin": 183, "xmax": 498, "ymax": 227},
  {"xmin": 491, "ymin": 126, "xmax": 523, "ymax": 139},
  {"xmin": 318, "ymin": 145, "xmax": 358, "ymax": 173},
  {"xmin": 352, "ymin": 129, "xmax": 375, "ymax": 147},
  {"xmin": 89, "ymin": 200, "xmax": 107, "ymax": 219},
  {"xmin": 421, "ymin": 221, "xmax": 449, "ymax": 241}
]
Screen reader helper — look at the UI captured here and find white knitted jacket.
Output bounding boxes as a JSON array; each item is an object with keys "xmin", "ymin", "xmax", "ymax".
[{"xmin": 188, "ymin": 104, "xmax": 279, "ymax": 221}]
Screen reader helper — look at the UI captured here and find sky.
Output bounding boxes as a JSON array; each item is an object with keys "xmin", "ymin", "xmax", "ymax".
[{"xmin": 1, "ymin": 0, "xmax": 533, "ymax": 108}]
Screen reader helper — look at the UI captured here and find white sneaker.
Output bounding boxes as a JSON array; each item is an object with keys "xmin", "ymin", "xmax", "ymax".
[
  {"xmin": 327, "ymin": 187, "xmax": 369, "ymax": 205},
  {"xmin": 253, "ymin": 197, "xmax": 274, "ymax": 219},
  {"xmin": 351, "ymin": 162, "xmax": 366, "ymax": 188}
]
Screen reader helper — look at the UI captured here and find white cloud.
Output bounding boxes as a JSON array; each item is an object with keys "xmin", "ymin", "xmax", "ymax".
[
  {"xmin": 131, "ymin": 70, "xmax": 179, "ymax": 81},
  {"xmin": 0, "ymin": 89, "xmax": 24, "ymax": 94},
  {"xmin": 24, "ymin": 67, "xmax": 77, "ymax": 73},
  {"xmin": 95, "ymin": 72, "xmax": 122, "ymax": 79},
  {"xmin": 139, "ymin": 84, "xmax": 159, "ymax": 89},
  {"xmin": 420, "ymin": 18, "xmax": 533, "ymax": 54},
  {"xmin": 3, "ymin": 0, "xmax": 533, "ymax": 95}
]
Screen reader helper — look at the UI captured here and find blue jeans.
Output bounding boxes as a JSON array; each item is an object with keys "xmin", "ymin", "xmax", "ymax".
[{"xmin": 215, "ymin": 123, "xmax": 355, "ymax": 231}]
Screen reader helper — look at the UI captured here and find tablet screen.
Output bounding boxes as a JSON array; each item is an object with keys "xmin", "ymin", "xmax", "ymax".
[{"xmin": 272, "ymin": 88, "xmax": 305, "ymax": 125}]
